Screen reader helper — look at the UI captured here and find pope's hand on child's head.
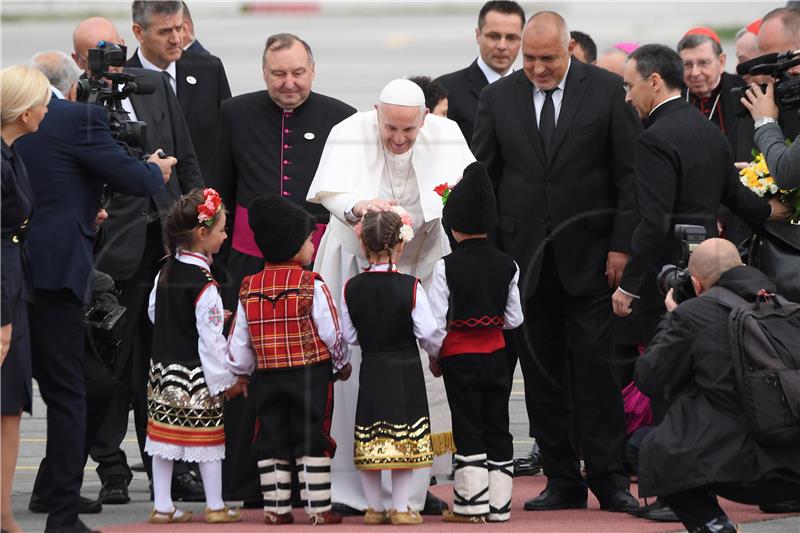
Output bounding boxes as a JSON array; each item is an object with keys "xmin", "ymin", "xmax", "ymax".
[{"xmin": 335, "ymin": 362, "xmax": 352, "ymax": 382}]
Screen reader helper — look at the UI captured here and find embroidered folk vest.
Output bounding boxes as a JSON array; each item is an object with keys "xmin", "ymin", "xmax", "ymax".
[{"xmin": 239, "ymin": 263, "xmax": 331, "ymax": 370}]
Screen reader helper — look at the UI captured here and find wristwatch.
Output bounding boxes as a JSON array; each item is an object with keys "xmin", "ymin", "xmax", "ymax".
[{"xmin": 754, "ymin": 117, "xmax": 778, "ymax": 130}]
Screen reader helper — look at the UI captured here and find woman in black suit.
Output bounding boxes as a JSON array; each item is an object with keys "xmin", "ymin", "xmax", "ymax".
[{"xmin": 1, "ymin": 64, "xmax": 51, "ymax": 533}]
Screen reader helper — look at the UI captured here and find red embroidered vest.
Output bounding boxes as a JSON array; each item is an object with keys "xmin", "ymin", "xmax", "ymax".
[{"xmin": 239, "ymin": 263, "xmax": 331, "ymax": 370}]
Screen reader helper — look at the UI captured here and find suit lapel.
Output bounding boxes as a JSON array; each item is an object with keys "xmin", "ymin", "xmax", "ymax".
[
  {"xmin": 512, "ymin": 72, "xmax": 546, "ymax": 164},
  {"xmin": 466, "ymin": 60, "xmax": 488, "ymax": 100},
  {"xmin": 175, "ymin": 59, "xmax": 195, "ymax": 116},
  {"xmin": 549, "ymin": 61, "xmax": 586, "ymax": 162}
]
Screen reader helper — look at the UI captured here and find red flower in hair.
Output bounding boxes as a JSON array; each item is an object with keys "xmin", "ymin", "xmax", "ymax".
[{"xmin": 197, "ymin": 188, "xmax": 222, "ymax": 226}]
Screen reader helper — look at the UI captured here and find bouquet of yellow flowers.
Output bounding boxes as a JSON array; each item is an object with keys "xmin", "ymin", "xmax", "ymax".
[{"xmin": 739, "ymin": 149, "xmax": 800, "ymax": 223}]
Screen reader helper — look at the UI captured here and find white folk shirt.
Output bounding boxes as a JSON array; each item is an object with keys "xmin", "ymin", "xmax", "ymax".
[
  {"xmin": 226, "ymin": 276, "xmax": 350, "ymax": 375},
  {"xmin": 425, "ymin": 258, "xmax": 525, "ymax": 358},
  {"xmin": 339, "ymin": 263, "xmax": 439, "ymax": 356}
]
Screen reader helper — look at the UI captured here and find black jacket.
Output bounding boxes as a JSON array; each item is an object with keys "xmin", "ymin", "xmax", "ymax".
[
  {"xmin": 436, "ymin": 59, "xmax": 488, "ymax": 143},
  {"xmin": 634, "ymin": 265, "xmax": 800, "ymax": 497},
  {"xmin": 127, "ymin": 49, "xmax": 231, "ymax": 184},
  {"xmin": 473, "ymin": 61, "xmax": 641, "ymax": 298},
  {"xmin": 620, "ymin": 98, "xmax": 770, "ymax": 297}
]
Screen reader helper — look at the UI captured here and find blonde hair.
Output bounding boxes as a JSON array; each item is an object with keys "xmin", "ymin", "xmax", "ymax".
[{"xmin": 1, "ymin": 65, "xmax": 52, "ymax": 125}]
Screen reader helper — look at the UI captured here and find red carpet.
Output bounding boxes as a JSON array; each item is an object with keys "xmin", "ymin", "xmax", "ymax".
[{"xmin": 101, "ymin": 476, "xmax": 798, "ymax": 532}]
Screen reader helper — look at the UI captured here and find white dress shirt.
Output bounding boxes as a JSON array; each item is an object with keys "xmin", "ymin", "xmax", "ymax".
[
  {"xmin": 137, "ymin": 47, "xmax": 177, "ymax": 94},
  {"xmin": 477, "ymin": 56, "xmax": 513, "ymax": 85},
  {"xmin": 532, "ymin": 58, "xmax": 571, "ymax": 127}
]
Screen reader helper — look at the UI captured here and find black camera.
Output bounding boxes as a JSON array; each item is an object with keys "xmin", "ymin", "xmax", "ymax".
[
  {"xmin": 75, "ymin": 42, "xmax": 155, "ymax": 158},
  {"xmin": 733, "ymin": 50, "xmax": 800, "ymax": 116},
  {"xmin": 656, "ymin": 224, "xmax": 706, "ymax": 304},
  {"xmin": 85, "ymin": 271, "xmax": 127, "ymax": 370}
]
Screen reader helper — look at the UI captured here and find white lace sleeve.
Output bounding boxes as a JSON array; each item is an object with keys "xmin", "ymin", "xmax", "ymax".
[{"xmin": 226, "ymin": 299, "xmax": 257, "ymax": 375}]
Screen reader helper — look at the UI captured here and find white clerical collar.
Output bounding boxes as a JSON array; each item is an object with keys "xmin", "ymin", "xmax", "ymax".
[
  {"xmin": 534, "ymin": 58, "xmax": 570, "ymax": 95},
  {"xmin": 649, "ymin": 94, "xmax": 682, "ymax": 117},
  {"xmin": 50, "ymin": 85, "xmax": 65, "ymax": 100},
  {"xmin": 137, "ymin": 48, "xmax": 177, "ymax": 84},
  {"xmin": 176, "ymin": 250, "xmax": 211, "ymax": 268},
  {"xmin": 477, "ymin": 56, "xmax": 513, "ymax": 84}
]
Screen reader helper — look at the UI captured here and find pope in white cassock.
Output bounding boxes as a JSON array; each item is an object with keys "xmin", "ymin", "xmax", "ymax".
[{"xmin": 307, "ymin": 79, "xmax": 475, "ymax": 512}]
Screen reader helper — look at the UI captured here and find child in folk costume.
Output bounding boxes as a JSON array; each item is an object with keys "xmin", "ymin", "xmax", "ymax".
[
  {"xmin": 145, "ymin": 188, "xmax": 245, "ymax": 524},
  {"xmin": 427, "ymin": 162, "xmax": 523, "ymax": 523},
  {"xmin": 226, "ymin": 195, "xmax": 351, "ymax": 525},
  {"xmin": 339, "ymin": 209, "xmax": 440, "ymax": 526}
]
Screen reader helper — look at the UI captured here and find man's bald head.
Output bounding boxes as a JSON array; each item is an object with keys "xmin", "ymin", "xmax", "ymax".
[
  {"xmin": 525, "ymin": 11, "xmax": 571, "ymax": 49},
  {"xmin": 688, "ymin": 238, "xmax": 743, "ymax": 289},
  {"xmin": 72, "ymin": 17, "xmax": 124, "ymax": 73},
  {"xmin": 521, "ymin": 11, "xmax": 574, "ymax": 90}
]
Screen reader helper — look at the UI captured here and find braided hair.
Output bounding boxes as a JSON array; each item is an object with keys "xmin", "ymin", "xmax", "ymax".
[
  {"xmin": 158, "ymin": 189, "xmax": 226, "ymax": 285},
  {"xmin": 359, "ymin": 210, "xmax": 403, "ymax": 270}
]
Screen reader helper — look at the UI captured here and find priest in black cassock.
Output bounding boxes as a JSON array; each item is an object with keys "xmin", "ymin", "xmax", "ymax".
[{"xmin": 210, "ymin": 32, "xmax": 355, "ymax": 503}]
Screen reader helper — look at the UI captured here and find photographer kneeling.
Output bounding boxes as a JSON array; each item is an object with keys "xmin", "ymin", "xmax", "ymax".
[{"xmin": 633, "ymin": 238, "xmax": 800, "ymax": 533}]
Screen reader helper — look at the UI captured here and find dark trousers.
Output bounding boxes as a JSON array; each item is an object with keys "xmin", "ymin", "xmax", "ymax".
[
  {"xmin": 30, "ymin": 289, "xmax": 87, "ymax": 529},
  {"xmin": 661, "ymin": 480, "xmax": 800, "ymax": 530},
  {"xmin": 251, "ymin": 362, "xmax": 336, "ymax": 460},
  {"xmin": 32, "ymin": 348, "xmax": 116, "ymax": 501},
  {"xmin": 441, "ymin": 350, "xmax": 513, "ymax": 460},
  {"xmin": 515, "ymin": 246, "xmax": 628, "ymax": 495}
]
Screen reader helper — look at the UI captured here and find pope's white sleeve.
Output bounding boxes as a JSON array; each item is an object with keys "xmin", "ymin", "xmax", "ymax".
[
  {"xmin": 423, "ymin": 260, "xmax": 449, "ymax": 358},
  {"xmin": 504, "ymin": 262, "xmax": 524, "ymax": 330},
  {"xmin": 226, "ymin": 299, "xmax": 257, "ymax": 376},
  {"xmin": 195, "ymin": 283, "xmax": 238, "ymax": 395},
  {"xmin": 320, "ymin": 193, "xmax": 360, "ymax": 225},
  {"xmin": 312, "ymin": 279, "xmax": 350, "ymax": 372}
]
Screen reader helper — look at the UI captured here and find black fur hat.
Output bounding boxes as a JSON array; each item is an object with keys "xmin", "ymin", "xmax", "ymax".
[
  {"xmin": 442, "ymin": 162, "xmax": 498, "ymax": 235},
  {"xmin": 248, "ymin": 195, "xmax": 315, "ymax": 263}
]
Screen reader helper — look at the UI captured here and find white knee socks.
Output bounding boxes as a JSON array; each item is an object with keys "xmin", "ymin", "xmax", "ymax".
[
  {"xmin": 360, "ymin": 470, "xmax": 384, "ymax": 511},
  {"xmin": 151, "ymin": 455, "xmax": 175, "ymax": 514},
  {"xmin": 198, "ymin": 460, "xmax": 224, "ymax": 511}
]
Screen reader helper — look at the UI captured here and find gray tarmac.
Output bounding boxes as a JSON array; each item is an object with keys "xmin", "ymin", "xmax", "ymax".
[{"xmin": 2, "ymin": 2, "xmax": 798, "ymax": 532}]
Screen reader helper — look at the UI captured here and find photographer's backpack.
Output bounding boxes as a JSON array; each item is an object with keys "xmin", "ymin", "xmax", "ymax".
[{"xmin": 703, "ymin": 286, "xmax": 800, "ymax": 446}]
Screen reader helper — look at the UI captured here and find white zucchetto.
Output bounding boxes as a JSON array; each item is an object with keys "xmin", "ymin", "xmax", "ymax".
[{"xmin": 379, "ymin": 79, "xmax": 425, "ymax": 107}]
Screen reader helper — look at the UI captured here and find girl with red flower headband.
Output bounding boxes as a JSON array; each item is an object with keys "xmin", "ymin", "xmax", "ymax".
[{"xmin": 144, "ymin": 188, "xmax": 246, "ymax": 524}]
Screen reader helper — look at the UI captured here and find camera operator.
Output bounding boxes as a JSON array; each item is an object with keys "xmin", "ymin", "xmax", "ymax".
[
  {"xmin": 612, "ymin": 44, "xmax": 788, "ymax": 322},
  {"xmin": 632, "ymin": 238, "xmax": 800, "ymax": 533},
  {"xmin": 71, "ymin": 17, "xmax": 206, "ymax": 506},
  {"xmin": 740, "ymin": 7, "xmax": 800, "ymax": 189},
  {"xmin": 14, "ymin": 50, "xmax": 170, "ymax": 533}
]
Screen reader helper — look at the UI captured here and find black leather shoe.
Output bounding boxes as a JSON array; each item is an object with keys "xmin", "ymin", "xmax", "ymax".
[
  {"xmin": 43, "ymin": 519, "xmax": 100, "ymax": 533},
  {"xmin": 597, "ymin": 488, "xmax": 640, "ymax": 512},
  {"xmin": 523, "ymin": 486, "xmax": 587, "ymax": 511},
  {"xmin": 330, "ymin": 503, "xmax": 365, "ymax": 516},
  {"xmin": 29, "ymin": 495, "xmax": 102, "ymax": 514},
  {"xmin": 130, "ymin": 461, "xmax": 146, "ymax": 472},
  {"xmin": 759, "ymin": 500, "xmax": 800, "ymax": 513},
  {"xmin": 627, "ymin": 499, "xmax": 679, "ymax": 522},
  {"xmin": 172, "ymin": 470, "xmax": 205, "ymax": 502},
  {"xmin": 421, "ymin": 490, "xmax": 449, "ymax": 515},
  {"xmin": 513, "ymin": 441, "xmax": 542, "ymax": 477},
  {"xmin": 98, "ymin": 475, "xmax": 130, "ymax": 505}
]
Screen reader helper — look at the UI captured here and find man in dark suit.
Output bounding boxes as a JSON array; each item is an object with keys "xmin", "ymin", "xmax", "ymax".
[
  {"xmin": 16, "ymin": 52, "xmax": 170, "ymax": 533},
  {"xmin": 127, "ymin": 0, "xmax": 231, "ymax": 183},
  {"xmin": 677, "ymin": 28, "xmax": 756, "ymax": 247},
  {"xmin": 436, "ymin": 1, "xmax": 525, "ymax": 142},
  {"xmin": 180, "ymin": 1, "xmax": 209, "ymax": 55},
  {"xmin": 71, "ymin": 16, "xmax": 205, "ymax": 505},
  {"xmin": 472, "ymin": 11, "xmax": 641, "ymax": 512},
  {"xmin": 612, "ymin": 44, "xmax": 783, "ymax": 324}
]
